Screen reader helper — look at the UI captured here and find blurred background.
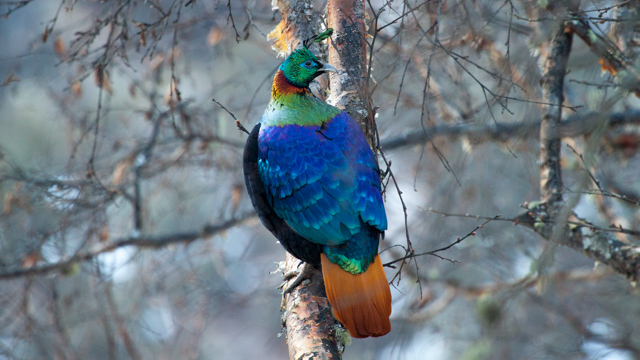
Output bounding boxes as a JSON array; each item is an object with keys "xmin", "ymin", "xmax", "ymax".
[{"xmin": 1, "ymin": 0, "xmax": 639, "ymax": 359}]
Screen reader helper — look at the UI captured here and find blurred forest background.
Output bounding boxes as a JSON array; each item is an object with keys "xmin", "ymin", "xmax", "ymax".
[{"xmin": 1, "ymin": 0, "xmax": 640, "ymax": 359}]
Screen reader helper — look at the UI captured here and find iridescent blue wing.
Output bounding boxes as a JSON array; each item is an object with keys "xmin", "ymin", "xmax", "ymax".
[
  {"xmin": 243, "ymin": 123, "xmax": 322, "ymax": 266},
  {"xmin": 257, "ymin": 112, "xmax": 387, "ymax": 246}
]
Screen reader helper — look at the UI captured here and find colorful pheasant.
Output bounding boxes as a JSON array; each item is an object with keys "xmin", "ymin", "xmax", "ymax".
[{"xmin": 243, "ymin": 29, "xmax": 391, "ymax": 338}]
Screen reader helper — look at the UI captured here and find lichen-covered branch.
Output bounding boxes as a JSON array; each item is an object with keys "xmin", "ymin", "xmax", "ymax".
[
  {"xmin": 516, "ymin": 203, "xmax": 640, "ymax": 281},
  {"xmin": 539, "ymin": 21, "xmax": 572, "ymax": 204},
  {"xmin": 514, "ymin": 15, "xmax": 640, "ymax": 282}
]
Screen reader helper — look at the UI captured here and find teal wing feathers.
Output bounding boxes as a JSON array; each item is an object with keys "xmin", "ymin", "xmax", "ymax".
[{"xmin": 257, "ymin": 111, "xmax": 387, "ymax": 247}]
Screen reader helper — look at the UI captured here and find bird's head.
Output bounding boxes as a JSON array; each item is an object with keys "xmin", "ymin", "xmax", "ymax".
[{"xmin": 279, "ymin": 29, "xmax": 337, "ymax": 88}]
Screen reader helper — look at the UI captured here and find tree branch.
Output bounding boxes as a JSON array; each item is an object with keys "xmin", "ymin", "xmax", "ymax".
[
  {"xmin": 513, "ymin": 18, "xmax": 640, "ymax": 282},
  {"xmin": 540, "ymin": 20, "xmax": 572, "ymax": 204},
  {"xmin": 283, "ymin": 254, "xmax": 344, "ymax": 360},
  {"xmin": 0, "ymin": 213, "xmax": 255, "ymax": 279},
  {"xmin": 565, "ymin": 17, "xmax": 640, "ymax": 95},
  {"xmin": 515, "ymin": 203, "xmax": 640, "ymax": 281},
  {"xmin": 380, "ymin": 110, "xmax": 640, "ymax": 151}
]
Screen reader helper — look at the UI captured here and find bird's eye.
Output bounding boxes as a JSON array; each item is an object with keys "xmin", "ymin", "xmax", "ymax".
[{"xmin": 304, "ymin": 60, "xmax": 314, "ymax": 68}]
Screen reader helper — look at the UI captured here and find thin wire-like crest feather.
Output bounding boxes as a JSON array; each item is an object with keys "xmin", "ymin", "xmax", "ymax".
[{"xmin": 302, "ymin": 28, "xmax": 333, "ymax": 49}]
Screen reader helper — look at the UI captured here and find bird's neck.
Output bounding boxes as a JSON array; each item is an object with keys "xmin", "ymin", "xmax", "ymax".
[
  {"xmin": 271, "ymin": 70, "xmax": 310, "ymax": 98},
  {"xmin": 261, "ymin": 70, "xmax": 340, "ymax": 127}
]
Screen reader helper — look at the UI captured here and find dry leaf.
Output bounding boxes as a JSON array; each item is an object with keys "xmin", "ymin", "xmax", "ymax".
[
  {"xmin": 268, "ymin": 20, "xmax": 291, "ymax": 57},
  {"xmin": 41, "ymin": 26, "xmax": 51, "ymax": 43},
  {"xmin": 94, "ymin": 65, "xmax": 113, "ymax": 94},
  {"xmin": 150, "ymin": 53, "xmax": 164, "ymax": 71},
  {"xmin": 231, "ymin": 183, "xmax": 243, "ymax": 214},
  {"xmin": 139, "ymin": 28, "xmax": 147, "ymax": 47},
  {"xmin": 208, "ymin": 26, "xmax": 225, "ymax": 46},
  {"xmin": 132, "ymin": 21, "xmax": 148, "ymax": 47},
  {"xmin": 610, "ymin": 133, "xmax": 640, "ymax": 158},
  {"xmin": 21, "ymin": 251, "xmax": 40, "ymax": 268},
  {"xmin": 164, "ymin": 78, "xmax": 181, "ymax": 106},
  {"xmin": 99, "ymin": 226, "xmax": 109, "ymax": 242},
  {"xmin": 168, "ymin": 48, "xmax": 181, "ymax": 63},
  {"xmin": 598, "ymin": 58, "xmax": 617, "ymax": 76},
  {"xmin": 3, "ymin": 192, "xmax": 15, "ymax": 213},
  {"xmin": 71, "ymin": 80, "xmax": 82, "ymax": 98},
  {"xmin": 112, "ymin": 158, "xmax": 133, "ymax": 185},
  {"xmin": 54, "ymin": 38, "xmax": 66, "ymax": 58}
]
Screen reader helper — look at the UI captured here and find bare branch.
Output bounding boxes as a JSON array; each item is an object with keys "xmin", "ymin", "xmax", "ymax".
[
  {"xmin": 516, "ymin": 203, "xmax": 640, "ymax": 281},
  {"xmin": 566, "ymin": 18, "xmax": 640, "ymax": 95},
  {"xmin": 539, "ymin": 20, "xmax": 572, "ymax": 204},
  {"xmin": 384, "ymin": 215, "xmax": 500, "ymax": 267},
  {"xmin": 0, "ymin": 213, "xmax": 255, "ymax": 279},
  {"xmin": 381, "ymin": 110, "xmax": 640, "ymax": 151},
  {"xmin": 425, "ymin": 206, "xmax": 640, "ymax": 280},
  {"xmin": 226, "ymin": 0, "xmax": 241, "ymax": 43}
]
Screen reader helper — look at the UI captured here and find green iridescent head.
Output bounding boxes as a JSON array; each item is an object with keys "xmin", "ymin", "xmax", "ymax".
[{"xmin": 279, "ymin": 29, "xmax": 337, "ymax": 88}]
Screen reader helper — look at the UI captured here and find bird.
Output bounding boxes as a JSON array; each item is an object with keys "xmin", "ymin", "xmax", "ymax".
[{"xmin": 243, "ymin": 29, "xmax": 391, "ymax": 338}]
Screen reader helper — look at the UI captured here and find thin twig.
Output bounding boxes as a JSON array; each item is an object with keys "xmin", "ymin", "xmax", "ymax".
[
  {"xmin": 226, "ymin": 0, "xmax": 241, "ymax": 43},
  {"xmin": 384, "ymin": 215, "xmax": 501, "ymax": 267}
]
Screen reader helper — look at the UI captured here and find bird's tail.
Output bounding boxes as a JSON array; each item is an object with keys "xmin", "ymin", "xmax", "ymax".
[{"xmin": 321, "ymin": 253, "xmax": 391, "ymax": 338}]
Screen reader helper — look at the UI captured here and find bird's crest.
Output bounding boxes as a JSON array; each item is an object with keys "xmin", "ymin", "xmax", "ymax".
[
  {"xmin": 275, "ymin": 28, "xmax": 335, "ymax": 90},
  {"xmin": 302, "ymin": 28, "xmax": 333, "ymax": 50}
]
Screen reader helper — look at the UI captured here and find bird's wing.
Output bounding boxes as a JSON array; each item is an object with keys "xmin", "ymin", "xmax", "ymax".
[
  {"xmin": 258, "ymin": 112, "xmax": 387, "ymax": 246},
  {"xmin": 243, "ymin": 123, "xmax": 322, "ymax": 266}
]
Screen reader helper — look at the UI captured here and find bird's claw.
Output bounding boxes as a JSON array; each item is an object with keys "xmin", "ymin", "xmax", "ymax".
[{"xmin": 279, "ymin": 262, "xmax": 314, "ymax": 310}]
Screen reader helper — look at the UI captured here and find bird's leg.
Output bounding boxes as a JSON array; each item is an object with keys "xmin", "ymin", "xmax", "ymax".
[
  {"xmin": 279, "ymin": 261, "xmax": 315, "ymax": 310},
  {"xmin": 282, "ymin": 262, "xmax": 314, "ymax": 293}
]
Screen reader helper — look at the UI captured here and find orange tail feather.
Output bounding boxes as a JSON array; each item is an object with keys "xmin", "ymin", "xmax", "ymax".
[{"xmin": 321, "ymin": 254, "xmax": 392, "ymax": 338}]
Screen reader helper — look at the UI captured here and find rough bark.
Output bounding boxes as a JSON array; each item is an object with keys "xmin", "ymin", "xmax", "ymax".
[
  {"xmin": 269, "ymin": 0, "xmax": 323, "ymax": 57},
  {"xmin": 283, "ymin": 254, "xmax": 344, "ymax": 360},
  {"xmin": 516, "ymin": 203, "xmax": 640, "ymax": 281},
  {"xmin": 326, "ymin": 0, "xmax": 373, "ymax": 146},
  {"xmin": 539, "ymin": 22, "xmax": 571, "ymax": 205},
  {"xmin": 269, "ymin": 1, "xmax": 348, "ymax": 358}
]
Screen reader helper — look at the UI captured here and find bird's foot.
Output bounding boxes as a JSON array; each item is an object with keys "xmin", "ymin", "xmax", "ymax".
[{"xmin": 279, "ymin": 262, "xmax": 314, "ymax": 310}]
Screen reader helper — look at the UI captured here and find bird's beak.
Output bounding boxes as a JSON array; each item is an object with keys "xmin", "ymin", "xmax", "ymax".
[{"xmin": 319, "ymin": 63, "xmax": 338, "ymax": 74}]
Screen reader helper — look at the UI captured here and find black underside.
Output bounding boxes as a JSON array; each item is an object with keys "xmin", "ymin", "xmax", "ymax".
[{"xmin": 243, "ymin": 123, "xmax": 322, "ymax": 268}]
